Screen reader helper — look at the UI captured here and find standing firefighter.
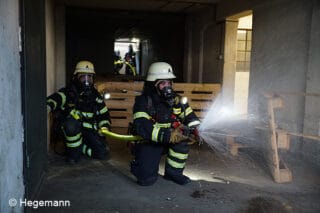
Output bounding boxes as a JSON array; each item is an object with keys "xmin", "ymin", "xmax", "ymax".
[
  {"xmin": 47, "ymin": 60, "xmax": 111, "ymax": 164},
  {"xmin": 130, "ymin": 62, "xmax": 201, "ymax": 186}
]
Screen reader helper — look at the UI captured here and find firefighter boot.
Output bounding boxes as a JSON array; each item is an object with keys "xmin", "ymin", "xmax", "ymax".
[
  {"xmin": 130, "ymin": 160, "xmax": 158, "ymax": 186},
  {"xmin": 164, "ymin": 167, "xmax": 191, "ymax": 185}
]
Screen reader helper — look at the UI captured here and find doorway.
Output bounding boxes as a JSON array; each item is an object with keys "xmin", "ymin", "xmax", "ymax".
[
  {"xmin": 222, "ymin": 12, "xmax": 252, "ymax": 117},
  {"xmin": 113, "ymin": 38, "xmax": 140, "ymax": 76}
]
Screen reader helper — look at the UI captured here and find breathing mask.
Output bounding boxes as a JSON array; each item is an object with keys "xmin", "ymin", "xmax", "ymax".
[
  {"xmin": 156, "ymin": 80, "xmax": 176, "ymax": 106},
  {"xmin": 78, "ymin": 74, "xmax": 94, "ymax": 91}
]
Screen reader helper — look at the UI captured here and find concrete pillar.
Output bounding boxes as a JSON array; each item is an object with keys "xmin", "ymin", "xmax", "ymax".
[
  {"xmin": 55, "ymin": 3, "xmax": 66, "ymax": 89},
  {"xmin": 0, "ymin": 0, "xmax": 24, "ymax": 212},
  {"xmin": 222, "ymin": 20, "xmax": 238, "ymax": 109}
]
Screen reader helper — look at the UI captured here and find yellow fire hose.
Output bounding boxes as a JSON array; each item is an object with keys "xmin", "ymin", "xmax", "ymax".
[
  {"xmin": 100, "ymin": 127, "xmax": 199, "ymax": 144},
  {"xmin": 99, "ymin": 127, "xmax": 143, "ymax": 141}
]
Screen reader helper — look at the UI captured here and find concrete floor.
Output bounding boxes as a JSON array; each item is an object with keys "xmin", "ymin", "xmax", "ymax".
[{"xmin": 34, "ymin": 128, "xmax": 320, "ymax": 213}]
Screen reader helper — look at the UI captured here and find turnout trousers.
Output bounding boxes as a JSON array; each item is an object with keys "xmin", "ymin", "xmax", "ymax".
[
  {"xmin": 61, "ymin": 116, "xmax": 109, "ymax": 161},
  {"xmin": 130, "ymin": 141, "xmax": 190, "ymax": 186}
]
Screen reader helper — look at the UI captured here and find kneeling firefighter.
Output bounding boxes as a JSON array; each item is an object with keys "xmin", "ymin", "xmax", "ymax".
[
  {"xmin": 47, "ymin": 60, "xmax": 111, "ymax": 164},
  {"xmin": 130, "ymin": 62, "xmax": 201, "ymax": 186}
]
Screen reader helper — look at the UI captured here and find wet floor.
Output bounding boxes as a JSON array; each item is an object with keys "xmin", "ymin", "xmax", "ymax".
[{"xmin": 33, "ymin": 128, "xmax": 320, "ymax": 213}]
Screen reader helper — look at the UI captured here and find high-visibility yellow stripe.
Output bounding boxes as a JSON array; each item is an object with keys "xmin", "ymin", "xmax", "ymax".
[
  {"xmin": 151, "ymin": 126, "xmax": 160, "ymax": 142},
  {"xmin": 173, "ymin": 107, "xmax": 181, "ymax": 114},
  {"xmin": 99, "ymin": 106, "xmax": 108, "ymax": 114},
  {"xmin": 96, "ymin": 98, "xmax": 103, "ymax": 103},
  {"xmin": 66, "ymin": 138, "xmax": 82, "ymax": 148},
  {"xmin": 188, "ymin": 120, "xmax": 201, "ymax": 127},
  {"xmin": 65, "ymin": 132, "xmax": 81, "ymax": 142},
  {"xmin": 125, "ymin": 62, "xmax": 136, "ymax": 76},
  {"xmin": 169, "ymin": 149, "xmax": 188, "ymax": 160},
  {"xmin": 167, "ymin": 158, "xmax": 185, "ymax": 169},
  {"xmin": 133, "ymin": 112, "xmax": 151, "ymax": 120},
  {"xmin": 81, "ymin": 144, "xmax": 92, "ymax": 156},
  {"xmin": 83, "ymin": 122, "xmax": 97, "ymax": 129},
  {"xmin": 57, "ymin": 92, "xmax": 66, "ymax": 110},
  {"xmin": 98, "ymin": 120, "xmax": 110, "ymax": 128},
  {"xmin": 114, "ymin": 60, "xmax": 123, "ymax": 65},
  {"xmin": 82, "ymin": 144, "xmax": 87, "ymax": 154},
  {"xmin": 47, "ymin": 99, "xmax": 57, "ymax": 110},
  {"xmin": 81, "ymin": 111, "xmax": 94, "ymax": 118},
  {"xmin": 185, "ymin": 107, "xmax": 193, "ymax": 116},
  {"xmin": 87, "ymin": 148, "xmax": 92, "ymax": 157},
  {"xmin": 154, "ymin": 122, "xmax": 171, "ymax": 128},
  {"xmin": 70, "ymin": 109, "xmax": 81, "ymax": 120}
]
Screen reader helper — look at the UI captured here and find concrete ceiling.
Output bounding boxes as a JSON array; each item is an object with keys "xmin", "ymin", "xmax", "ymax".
[{"xmin": 63, "ymin": 0, "xmax": 220, "ymax": 13}]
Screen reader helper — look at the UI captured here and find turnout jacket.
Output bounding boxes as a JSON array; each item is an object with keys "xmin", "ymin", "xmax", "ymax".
[
  {"xmin": 47, "ymin": 83, "xmax": 111, "ymax": 130},
  {"xmin": 133, "ymin": 92, "xmax": 200, "ymax": 143}
]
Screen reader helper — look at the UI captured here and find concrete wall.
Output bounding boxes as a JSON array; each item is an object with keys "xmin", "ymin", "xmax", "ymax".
[
  {"xmin": 0, "ymin": 0, "xmax": 24, "ymax": 212},
  {"xmin": 46, "ymin": 0, "xmax": 56, "ymax": 95},
  {"xmin": 302, "ymin": 1, "xmax": 320, "ymax": 165},
  {"xmin": 185, "ymin": 6, "xmax": 223, "ymax": 83},
  {"xmin": 46, "ymin": 0, "xmax": 56, "ymax": 149},
  {"xmin": 249, "ymin": 0, "xmax": 311, "ymax": 132},
  {"xmin": 54, "ymin": 3, "xmax": 66, "ymax": 89},
  {"xmin": 248, "ymin": 0, "xmax": 315, "ymax": 157}
]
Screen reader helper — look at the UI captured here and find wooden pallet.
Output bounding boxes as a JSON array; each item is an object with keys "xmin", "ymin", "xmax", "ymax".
[
  {"xmin": 96, "ymin": 81, "xmax": 221, "ymax": 127},
  {"xmin": 266, "ymin": 95, "xmax": 292, "ymax": 183},
  {"xmin": 226, "ymin": 135, "xmax": 247, "ymax": 156}
]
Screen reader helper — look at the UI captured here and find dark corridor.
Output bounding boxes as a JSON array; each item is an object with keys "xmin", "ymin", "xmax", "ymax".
[{"xmin": 66, "ymin": 7, "xmax": 186, "ymax": 82}]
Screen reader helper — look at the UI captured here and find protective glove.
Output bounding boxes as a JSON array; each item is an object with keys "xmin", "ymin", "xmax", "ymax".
[
  {"xmin": 169, "ymin": 125, "xmax": 189, "ymax": 144},
  {"xmin": 189, "ymin": 127, "xmax": 204, "ymax": 145},
  {"xmin": 191, "ymin": 127, "xmax": 200, "ymax": 140}
]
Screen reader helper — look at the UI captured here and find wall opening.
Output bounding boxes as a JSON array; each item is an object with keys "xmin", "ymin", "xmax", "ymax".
[{"xmin": 113, "ymin": 38, "xmax": 140, "ymax": 76}]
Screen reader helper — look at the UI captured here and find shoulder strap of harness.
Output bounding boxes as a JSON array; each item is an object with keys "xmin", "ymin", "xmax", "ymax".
[{"xmin": 146, "ymin": 95, "xmax": 156, "ymax": 118}]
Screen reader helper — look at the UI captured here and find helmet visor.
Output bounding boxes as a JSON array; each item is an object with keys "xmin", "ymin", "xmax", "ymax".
[{"xmin": 155, "ymin": 80, "xmax": 173, "ymax": 89}]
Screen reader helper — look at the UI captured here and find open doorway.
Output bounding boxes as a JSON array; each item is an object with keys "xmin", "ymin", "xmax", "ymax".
[
  {"xmin": 113, "ymin": 38, "xmax": 140, "ymax": 76},
  {"xmin": 234, "ymin": 14, "xmax": 252, "ymax": 116},
  {"xmin": 222, "ymin": 12, "xmax": 252, "ymax": 117}
]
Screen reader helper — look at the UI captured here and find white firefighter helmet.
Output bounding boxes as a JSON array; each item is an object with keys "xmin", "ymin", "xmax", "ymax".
[
  {"xmin": 73, "ymin": 60, "xmax": 95, "ymax": 75},
  {"xmin": 146, "ymin": 62, "xmax": 176, "ymax": 81}
]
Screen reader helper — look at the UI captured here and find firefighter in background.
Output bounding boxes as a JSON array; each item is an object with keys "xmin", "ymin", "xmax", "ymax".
[
  {"xmin": 47, "ymin": 60, "xmax": 111, "ymax": 164},
  {"xmin": 113, "ymin": 51, "xmax": 123, "ymax": 74},
  {"xmin": 130, "ymin": 62, "xmax": 201, "ymax": 186},
  {"xmin": 113, "ymin": 49, "xmax": 137, "ymax": 76},
  {"xmin": 124, "ymin": 44, "xmax": 136, "ymax": 75}
]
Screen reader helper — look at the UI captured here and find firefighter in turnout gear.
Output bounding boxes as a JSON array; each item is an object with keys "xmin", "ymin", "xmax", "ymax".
[
  {"xmin": 130, "ymin": 62, "xmax": 201, "ymax": 186},
  {"xmin": 47, "ymin": 60, "xmax": 111, "ymax": 164}
]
